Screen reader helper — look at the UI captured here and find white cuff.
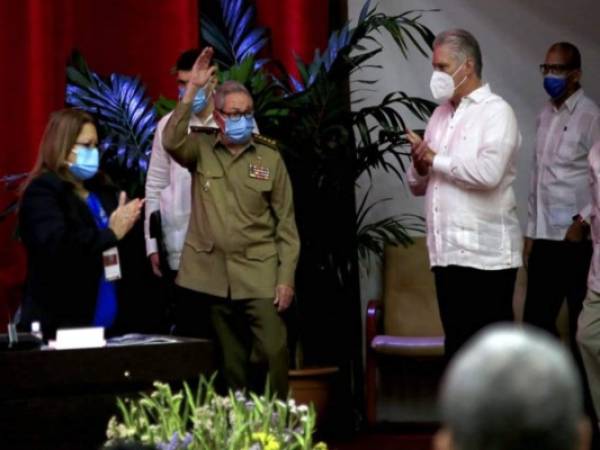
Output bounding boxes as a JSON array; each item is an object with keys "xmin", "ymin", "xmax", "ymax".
[
  {"xmin": 579, "ymin": 204, "xmax": 592, "ymax": 222},
  {"xmin": 146, "ymin": 238, "xmax": 158, "ymax": 256},
  {"xmin": 432, "ymin": 154, "xmax": 452, "ymax": 175}
]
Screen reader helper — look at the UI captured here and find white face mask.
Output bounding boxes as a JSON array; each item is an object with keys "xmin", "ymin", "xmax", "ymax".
[{"xmin": 429, "ymin": 61, "xmax": 467, "ymax": 102}]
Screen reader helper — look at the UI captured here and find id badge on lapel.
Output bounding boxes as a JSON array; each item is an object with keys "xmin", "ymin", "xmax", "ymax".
[{"xmin": 103, "ymin": 247, "xmax": 122, "ymax": 281}]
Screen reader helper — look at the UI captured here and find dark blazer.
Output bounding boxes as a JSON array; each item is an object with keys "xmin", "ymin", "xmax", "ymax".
[{"xmin": 18, "ymin": 171, "xmax": 126, "ymax": 339}]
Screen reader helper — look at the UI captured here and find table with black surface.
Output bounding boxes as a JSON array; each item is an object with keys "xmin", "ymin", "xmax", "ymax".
[{"xmin": 0, "ymin": 336, "xmax": 216, "ymax": 450}]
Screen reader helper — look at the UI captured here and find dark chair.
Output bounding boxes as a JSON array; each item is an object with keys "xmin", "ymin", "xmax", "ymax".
[{"xmin": 365, "ymin": 239, "xmax": 445, "ymax": 425}]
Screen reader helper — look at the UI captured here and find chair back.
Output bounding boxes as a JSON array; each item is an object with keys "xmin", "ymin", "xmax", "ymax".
[{"xmin": 382, "ymin": 239, "xmax": 444, "ymax": 337}]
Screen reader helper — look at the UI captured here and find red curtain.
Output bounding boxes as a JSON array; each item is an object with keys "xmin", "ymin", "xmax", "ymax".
[
  {"xmin": 0, "ymin": 0, "xmax": 329, "ymax": 330},
  {"xmin": 256, "ymin": 0, "xmax": 329, "ymax": 78}
]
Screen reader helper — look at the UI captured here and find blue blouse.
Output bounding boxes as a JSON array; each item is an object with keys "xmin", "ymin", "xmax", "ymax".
[{"xmin": 86, "ymin": 193, "xmax": 117, "ymax": 328}]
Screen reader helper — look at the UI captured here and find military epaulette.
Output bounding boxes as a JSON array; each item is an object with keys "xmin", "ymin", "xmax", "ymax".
[
  {"xmin": 253, "ymin": 134, "xmax": 278, "ymax": 150},
  {"xmin": 190, "ymin": 126, "xmax": 219, "ymax": 134}
]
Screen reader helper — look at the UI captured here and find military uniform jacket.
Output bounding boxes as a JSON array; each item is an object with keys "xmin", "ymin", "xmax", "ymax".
[{"xmin": 162, "ymin": 101, "xmax": 300, "ymax": 299}]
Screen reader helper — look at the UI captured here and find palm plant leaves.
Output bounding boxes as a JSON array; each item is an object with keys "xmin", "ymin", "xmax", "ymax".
[
  {"xmin": 275, "ymin": 6, "xmax": 437, "ymax": 183},
  {"xmin": 357, "ymin": 214, "xmax": 425, "ymax": 262},
  {"xmin": 201, "ymin": 1, "xmax": 289, "ymax": 130},
  {"xmin": 269, "ymin": 1, "xmax": 437, "ymax": 261},
  {"xmin": 277, "ymin": 1, "xmax": 437, "ymax": 176},
  {"xmin": 289, "ymin": 0, "xmax": 436, "ymax": 91},
  {"xmin": 200, "ymin": 0, "xmax": 268, "ymax": 69},
  {"xmin": 354, "ymin": 8, "xmax": 437, "ymax": 60},
  {"xmin": 65, "ymin": 51, "xmax": 156, "ymax": 197},
  {"xmin": 356, "ymin": 189, "xmax": 425, "ymax": 263},
  {"xmin": 353, "ymin": 92, "xmax": 437, "ymax": 180}
]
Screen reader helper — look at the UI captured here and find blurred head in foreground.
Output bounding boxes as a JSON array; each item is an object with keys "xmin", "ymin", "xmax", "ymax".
[{"xmin": 435, "ymin": 324, "xmax": 590, "ymax": 450}]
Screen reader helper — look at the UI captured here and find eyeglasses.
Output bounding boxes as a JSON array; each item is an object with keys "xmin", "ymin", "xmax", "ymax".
[
  {"xmin": 218, "ymin": 110, "xmax": 254, "ymax": 122},
  {"xmin": 539, "ymin": 64, "xmax": 574, "ymax": 75}
]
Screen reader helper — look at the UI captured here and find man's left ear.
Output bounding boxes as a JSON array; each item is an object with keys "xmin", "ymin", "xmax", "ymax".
[{"xmin": 465, "ymin": 58, "xmax": 476, "ymax": 78}]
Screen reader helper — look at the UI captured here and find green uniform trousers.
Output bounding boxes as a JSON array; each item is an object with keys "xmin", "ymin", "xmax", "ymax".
[{"xmin": 209, "ymin": 295, "xmax": 289, "ymax": 398}]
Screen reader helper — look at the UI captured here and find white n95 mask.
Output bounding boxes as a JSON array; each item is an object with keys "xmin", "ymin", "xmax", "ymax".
[{"xmin": 430, "ymin": 62, "xmax": 467, "ymax": 102}]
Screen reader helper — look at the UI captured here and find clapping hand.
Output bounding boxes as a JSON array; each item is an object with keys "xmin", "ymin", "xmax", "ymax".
[
  {"xmin": 565, "ymin": 219, "xmax": 589, "ymax": 243},
  {"xmin": 406, "ymin": 129, "xmax": 435, "ymax": 176},
  {"xmin": 109, "ymin": 192, "xmax": 144, "ymax": 240}
]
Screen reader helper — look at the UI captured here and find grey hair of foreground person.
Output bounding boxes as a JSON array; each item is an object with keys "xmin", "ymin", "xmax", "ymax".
[
  {"xmin": 434, "ymin": 324, "xmax": 591, "ymax": 450},
  {"xmin": 433, "ymin": 28, "xmax": 483, "ymax": 78},
  {"xmin": 213, "ymin": 80, "xmax": 253, "ymax": 111}
]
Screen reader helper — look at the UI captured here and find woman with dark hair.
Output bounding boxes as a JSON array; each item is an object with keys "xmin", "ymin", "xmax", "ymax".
[{"xmin": 18, "ymin": 108, "xmax": 144, "ymax": 339}]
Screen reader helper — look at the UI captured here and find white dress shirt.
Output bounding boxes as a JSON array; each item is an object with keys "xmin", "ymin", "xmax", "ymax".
[
  {"xmin": 408, "ymin": 83, "xmax": 523, "ymax": 270},
  {"xmin": 587, "ymin": 141, "xmax": 600, "ymax": 293},
  {"xmin": 144, "ymin": 111, "xmax": 216, "ymax": 271},
  {"xmin": 527, "ymin": 89, "xmax": 600, "ymax": 240}
]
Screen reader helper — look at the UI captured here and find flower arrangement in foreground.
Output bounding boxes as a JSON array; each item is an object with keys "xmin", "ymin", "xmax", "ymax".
[{"xmin": 105, "ymin": 376, "xmax": 328, "ymax": 450}]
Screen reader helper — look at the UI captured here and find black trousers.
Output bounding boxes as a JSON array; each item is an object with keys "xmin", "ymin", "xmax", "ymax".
[
  {"xmin": 523, "ymin": 239, "xmax": 598, "ymax": 446},
  {"xmin": 433, "ymin": 265, "xmax": 517, "ymax": 359},
  {"xmin": 172, "ymin": 283, "xmax": 213, "ymax": 338},
  {"xmin": 159, "ymin": 270, "xmax": 212, "ymax": 338},
  {"xmin": 523, "ymin": 239, "xmax": 592, "ymax": 348}
]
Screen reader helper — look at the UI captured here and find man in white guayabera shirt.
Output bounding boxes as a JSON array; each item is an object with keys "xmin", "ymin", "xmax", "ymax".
[
  {"xmin": 578, "ymin": 140, "xmax": 600, "ymax": 429},
  {"xmin": 144, "ymin": 48, "xmax": 218, "ymax": 336},
  {"xmin": 523, "ymin": 42, "xmax": 600, "ymax": 352},
  {"xmin": 407, "ymin": 29, "xmax": 522, "ymax": 358}
]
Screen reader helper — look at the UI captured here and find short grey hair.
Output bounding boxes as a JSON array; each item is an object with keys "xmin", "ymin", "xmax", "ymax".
[
  {"xmin": 440, "ymin": 324, "xmax": 583, "ymax": 450},
  {"xmin": 214, "ymin": 80, "xmax": 253, "ymax": 111},
  {"xmin": 434, "ymin": 29, "xmax": 483, "ymax": 78}
]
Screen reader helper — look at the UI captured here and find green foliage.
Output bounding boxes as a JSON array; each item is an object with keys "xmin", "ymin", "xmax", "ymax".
[
  {"xmin": 243, "ymin": 1, "xmax": 437, "ymax": 261},
  {"xmin": 154, "ymin": 96, "xmax": 178, "ymax": 119},
  {"xmin": 356, "ymin": 189, "xmax": 425, "ymax": 265},
  {"xmin": 105, "ymin": 376, "xmax": 327, "ymax": 450}
]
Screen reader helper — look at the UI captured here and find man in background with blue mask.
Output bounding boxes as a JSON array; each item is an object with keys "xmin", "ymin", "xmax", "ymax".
[
  {"xmin": 523, "ymin": 43, "xmax": 600, "ymax": 359},
  {"xmin": 406, "ymin": 29, "xmax": 523, "ymax": 358},
  {"xmin": 144, "ymin": 48, "xmax": 218, "ymax": 336},
  {"xmin": 163, "ymin": 47, "xmax": 300, "ymax": 398}
]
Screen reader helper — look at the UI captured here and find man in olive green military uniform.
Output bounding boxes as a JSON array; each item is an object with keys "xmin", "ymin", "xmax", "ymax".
[{"xmin": 162, "ymin": 47, "xmax": 300, "ymax": 397}]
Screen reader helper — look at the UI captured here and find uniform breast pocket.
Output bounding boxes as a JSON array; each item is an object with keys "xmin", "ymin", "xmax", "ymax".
[
  {"xmin": 196, "ymin": 165, "xmax": 223, "ymax": 204},
  {"xmin": 241, "ymin": 178, "xmax": 273, "ymax": 215}
]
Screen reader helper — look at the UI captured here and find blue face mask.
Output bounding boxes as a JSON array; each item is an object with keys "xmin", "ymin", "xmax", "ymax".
[
  {"xmin": 224, "ymin": 116, "xmax": 254, "ymax": 144},
  {"xmin": 68, "ymin": 145, "xmax": 99, "ymax": 180},
  {"xmin": 178, "ymin": 86, "xmax": 208, "ymax": 113},
  {"xmin": 544, "ymin": 74, "xmax": 568, "ymax": 99}
]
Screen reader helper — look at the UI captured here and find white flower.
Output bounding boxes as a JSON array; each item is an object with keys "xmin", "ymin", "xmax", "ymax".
[{"xmin": 297, "ymin": 404, "xmax": 309, "ymax": 414}]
